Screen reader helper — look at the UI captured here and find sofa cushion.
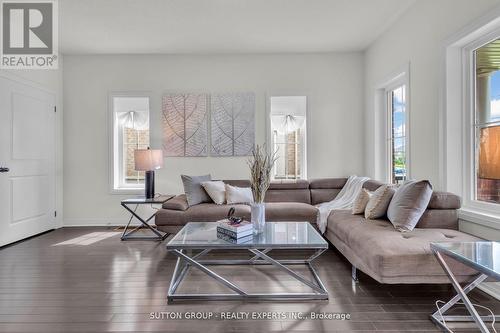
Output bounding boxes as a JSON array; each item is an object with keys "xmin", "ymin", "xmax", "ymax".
[
  {"xmin": 224, "ymin": 180, "xmax": 311, "ymax": 203},
  {"xmin": 387, "ymin": 180, "xmax": 433, "ymax": 232},
  {"xmin": 224, "ymin": 179, "xmax": 251, "ymax": 187},
  {"xmin": 181, "ymin": 174, "xmax": 212, "ymax": 206},
  {"xmin": 417, "ymin": 209, "xmax": 458, "ymax": 230},
  {"xmin": 265, "ymin": 202, "xmax": 318, "ymax": 223},
  {"xmin": 265, "ymin": 189, "xmax": 311, "ymax": 204},
  {"xmin": 310, "ymin": 188, "xmax": 341, "ymax": 205},
  {"xmin": 162, "ymin": 194, "xmax": 189, "ymax": 211},
  {"xmin": 362, "ymin": 179, "xmax": 385, "ymax": 192},
  {"xmin": 428, "ymin": 191, "xmax": 461, "ymax": 209},
  {"xmin": 186, "ymin": 203, "xmax": 251, "ymax": 222},
  {"xmin": 309, "ymin": 178, "xmax": 347, "ymax": 189},
  {"xmin": 326, "ymin": 210, "xmax": 480, "ymax": 281},
  {"xmin": 269, "ymin": 180, "xmax": 310, "ymax": 204},
  {"xmin": 155, "ymin": 208, "xmax": 186, "ymax": 226},
  {"xmin": 268, "ymin": 180, "xmax": 309, "ymax": 190},
  {"xmin": 224, "ymin": 179, "xmax": 310, "ymax": 190}
]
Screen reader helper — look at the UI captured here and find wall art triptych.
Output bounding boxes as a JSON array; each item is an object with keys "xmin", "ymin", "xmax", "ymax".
[
  {"xmin": 162, "ymin": 94, "xmax": 208, "ymax": 157},
  {"xmin": 162, "ymin": 92, "xmax": 255, "ymax": 157}
]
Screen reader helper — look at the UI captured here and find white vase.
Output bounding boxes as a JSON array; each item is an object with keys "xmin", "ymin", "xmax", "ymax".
[{"xmin": 251, "ymin": 203, "xmax": 266, "ymax": 234}]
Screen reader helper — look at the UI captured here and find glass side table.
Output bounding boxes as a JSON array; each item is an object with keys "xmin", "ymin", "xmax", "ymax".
[
  {"xmin": 431, "ymin": 241, "xmax": 500, "ymax": 333},
  {"xmin": 120, "ymin": 195, "xmax": 174, "ymax": 241}
]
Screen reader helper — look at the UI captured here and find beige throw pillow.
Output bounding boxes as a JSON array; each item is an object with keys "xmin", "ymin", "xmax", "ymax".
[
  {"xmin": 352, "ymin": 189, "xmax": 371, "ymax": 215},
  {"xmin": 364, "ymin": 185, "xmax": 396, "ymax": 219},
  {"xmin": 201, "ymin": 181, "xmax": 226, "ymax": 205},
  {"xmin": 225, "ymin": 184, "xmax": 254, "ymax": 204}
]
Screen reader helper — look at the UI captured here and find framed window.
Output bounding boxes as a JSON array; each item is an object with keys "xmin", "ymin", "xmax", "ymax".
[
  {"xmin": 269, "ymin": 96, "xmax": 307, "ymax": 180},
  {"xmin": 110, "ymin": 95, "xmax": 150, "ymax": 193},
  {"xmin": 374, "ymin": 67, "xmax": 410, "ymax": 184},
  {"xmin": 443, "ymin": 11, "xmax": 500, "ymax": 224},
  {"xmin": 473, "ymin": 40, "xmax": 500, "ymax": 205},
  {"xmin": 387, "ymin": 84, "xmax": 408, "ymax": 184}
]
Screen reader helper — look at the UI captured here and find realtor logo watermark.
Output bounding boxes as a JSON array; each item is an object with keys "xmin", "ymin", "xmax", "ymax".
[{"xmin": 1, "ymin": 0, "xmax": 58, "ymax": 69}]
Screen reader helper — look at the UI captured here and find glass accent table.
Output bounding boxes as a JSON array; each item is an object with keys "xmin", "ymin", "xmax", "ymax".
[
  {"xmin": 120, "ymin": 195, "xmax": 174, "ymax": 241},
  {"xmin": 431, "ymin": 241, "xmax": 500, "ymax": 333},
  {"xmin": 166, "ymin": 221, "xmax": 329, "ymax": 302}
]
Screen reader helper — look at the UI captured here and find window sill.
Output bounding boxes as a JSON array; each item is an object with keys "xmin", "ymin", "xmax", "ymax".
[{"xmin": 459, "ymin": 208, "xmax": 500, "ymax": 229}]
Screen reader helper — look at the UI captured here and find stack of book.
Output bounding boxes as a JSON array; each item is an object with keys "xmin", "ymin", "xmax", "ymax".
[{"xmin": 216, "ymin": 219, "xmax": 254, "ymax": 244}]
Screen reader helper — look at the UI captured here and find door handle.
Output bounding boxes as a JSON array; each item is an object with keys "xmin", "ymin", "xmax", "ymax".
[{"xmin": 0, "ymin": 167, "xmax": 9, "ymax": 173}]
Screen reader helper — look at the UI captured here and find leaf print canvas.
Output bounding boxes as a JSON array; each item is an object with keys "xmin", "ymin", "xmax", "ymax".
[
  {"xmin": 162, "ymin": 94, "xmax": 208, "ymax": 157},
  {"xmin": 211, "ymin": 92, "xmax": 255, "ymax": 156}
]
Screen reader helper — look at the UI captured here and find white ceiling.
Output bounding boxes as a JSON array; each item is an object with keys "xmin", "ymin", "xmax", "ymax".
[{"xmin": 60, "ymin": 0, "xmax": 415, "ymax": 54}]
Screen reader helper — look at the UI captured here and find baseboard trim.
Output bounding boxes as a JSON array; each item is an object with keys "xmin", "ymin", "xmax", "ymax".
[
  {"xmin": 0, "ymin": 229, "xmax": 55, "ymax": 249},
  {"xmin": 63, "ymin": 218, "xmax": 136, "ymax": 227}
]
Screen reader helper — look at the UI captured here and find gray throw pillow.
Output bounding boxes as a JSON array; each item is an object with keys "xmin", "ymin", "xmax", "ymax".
[
  {"xmin": 181, "ymin": 174, "xmax": 212, "ymax": 206},
  {"xmin": 387, "ymin": 180, "xmax": 433, "ymax": 232}
]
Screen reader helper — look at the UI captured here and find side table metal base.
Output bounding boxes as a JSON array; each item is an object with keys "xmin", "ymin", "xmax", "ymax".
[{"xmin": 121, "ymin": 202, "xmax": 168, "ymax": 241}]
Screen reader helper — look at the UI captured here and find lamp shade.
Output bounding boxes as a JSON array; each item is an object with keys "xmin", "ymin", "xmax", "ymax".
[
  {"xmin": 134, "ymin": 149, "xmax": 164, "ymax": 171},
  {"xmin": 478, "ymin": 126, "xmax": 500, "ymax": 179}
]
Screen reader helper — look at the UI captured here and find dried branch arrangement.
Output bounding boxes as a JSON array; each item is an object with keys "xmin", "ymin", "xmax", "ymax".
[{"xmin": 248, "ymin": 145, "xmax": 277, "ymax": 203}]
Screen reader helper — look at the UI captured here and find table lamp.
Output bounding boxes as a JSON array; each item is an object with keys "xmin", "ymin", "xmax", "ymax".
[{"xmin": 134, "ymin": 148, "xmax": 164, "ymax": 199}]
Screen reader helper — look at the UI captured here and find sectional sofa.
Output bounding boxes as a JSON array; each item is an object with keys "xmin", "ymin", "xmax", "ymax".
[{"xmin": 156, "ymin": 178, "xmax": 480, "ymax": 283}]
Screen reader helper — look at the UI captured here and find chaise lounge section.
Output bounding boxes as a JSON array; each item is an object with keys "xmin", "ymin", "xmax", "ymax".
[
  {"xmin": 156, "ymin": 177, "xmax": 481, "ymax": 283},
  {"xmin": 325, "ymin": 210, "xmax": 479, "ymax": 284}
]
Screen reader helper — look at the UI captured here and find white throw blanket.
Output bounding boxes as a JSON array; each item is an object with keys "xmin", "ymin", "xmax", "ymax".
[{"xmin": 316, "ymin": 175, "xmax": 369, "ymax": 234}]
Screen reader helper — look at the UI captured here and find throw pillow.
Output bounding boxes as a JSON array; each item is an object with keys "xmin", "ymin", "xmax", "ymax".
[
  {"xmin": 387, "ymin": 180, "xmax": 433, "ymax": 232},
  {"xmin": 181, "ymin": 174, "xmax": 212, "ymax": 206},
  {"xmin": 352, "ymin": 189, "xmax": 371, "ymax": 215},
  {"xmin": 225, "ymin": 184, "xmax": 254, "ymax": 204},
  {"xmin": 364, "ymin": 185, "xmax": 396, "ymax": 219},
  {"xmin": 201, "ymin": 181, "xmax": 226, "ymax": 205}
]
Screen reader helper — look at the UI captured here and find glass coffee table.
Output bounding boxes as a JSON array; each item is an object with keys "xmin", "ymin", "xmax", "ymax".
[
  {"xmin": 166, "ymin": 221, "xmax": 329, "ymax": 302},
  {"xmin": 431, "ymin": 241, "xmax": 500, "ymax": 333}
]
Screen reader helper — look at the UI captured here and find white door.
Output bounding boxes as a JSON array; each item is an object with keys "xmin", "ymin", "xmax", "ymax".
[{"xmin": 0, "ymin": 76, "xmax": 56, "ymax": 247}]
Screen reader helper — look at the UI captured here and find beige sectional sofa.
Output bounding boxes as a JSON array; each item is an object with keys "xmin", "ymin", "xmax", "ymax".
[{"xmin": 156, "ymin": 178, "xmax": 480, "ymax": 283}]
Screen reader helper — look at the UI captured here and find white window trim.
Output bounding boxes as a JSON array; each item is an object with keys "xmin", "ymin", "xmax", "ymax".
[
  {"xmin": 266, "ymin": 93, "xmax": 309, "ymax": 180},
  {"xmin": 464, "ymin": 34, "xmax": 500, "ymax": 216},
  {"xmin": 443, "ymin": 6, "xmax": 500, "ymax": 225},
  {"xmin": 374, "ymin": 65, "xmax": 411, "ymax": 184},
  {"xmin": 108, "ymin": 92, "xmax": 151, "ymax": 195}
]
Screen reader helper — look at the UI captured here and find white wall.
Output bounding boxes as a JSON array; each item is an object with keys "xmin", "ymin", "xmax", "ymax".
[
  {"xmin": 364, "ymin": 0, "xmax": 499, "ymax": 188},
  {"xmin": 0, "ymin": 61, "xmax": 64, "ymax": 229},
  {"xmin": 63, "ymin": 53, "xmax": 364, "ymax": 225}
]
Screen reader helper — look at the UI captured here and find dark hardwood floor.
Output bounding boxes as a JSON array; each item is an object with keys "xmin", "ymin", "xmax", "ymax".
[{"xmin": 0, "ymin": 227, "xmax": 496, "ymax": 332}]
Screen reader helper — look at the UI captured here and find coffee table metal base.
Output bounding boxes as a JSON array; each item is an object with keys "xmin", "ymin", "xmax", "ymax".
[
  {"xmin": 167, "ymin": 248, "xmax": 328, "ymax": 302},
  {"xmin": 431, "ymin": 249, "xmax": 499, "ymax": 333}
]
